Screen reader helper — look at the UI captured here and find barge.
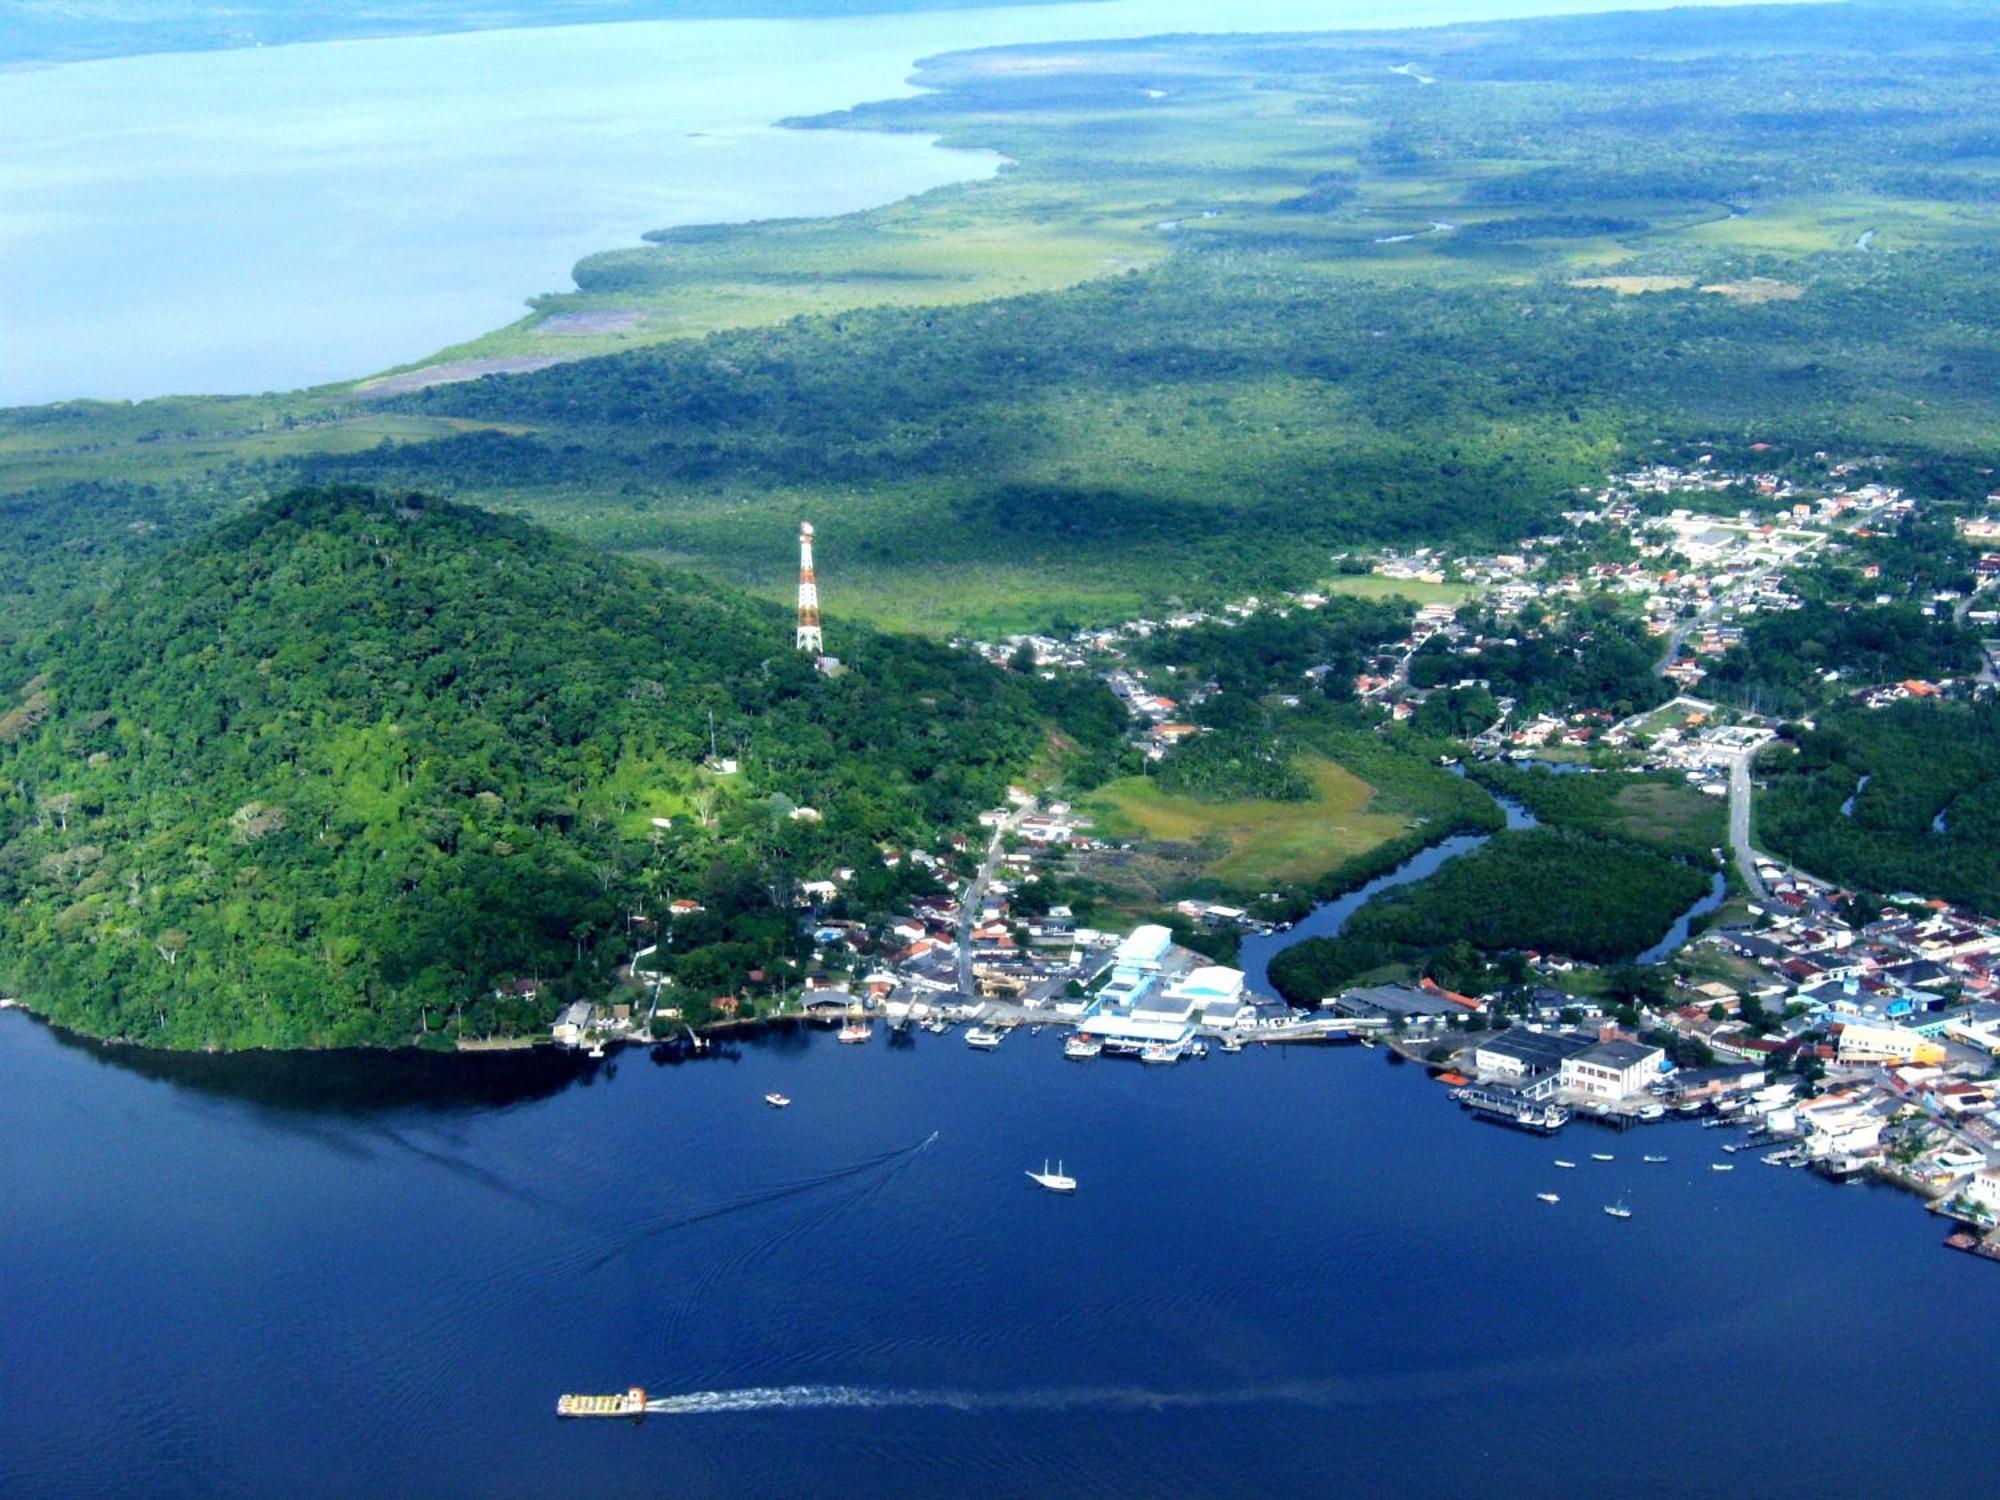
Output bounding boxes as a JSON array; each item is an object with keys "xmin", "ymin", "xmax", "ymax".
[
  {"xmin": 1449, "ymin": 1083, "xmax": 1570, "ymax": 1136},
  {"xmin": 557, "ymin": 1386, "xmax": 648, "ymax": 1419}
]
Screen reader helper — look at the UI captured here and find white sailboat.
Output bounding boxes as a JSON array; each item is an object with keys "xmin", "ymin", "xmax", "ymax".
[{"xmin": 1026, "ymin": 1159, "xmax": 1076, "ymax": 1193}]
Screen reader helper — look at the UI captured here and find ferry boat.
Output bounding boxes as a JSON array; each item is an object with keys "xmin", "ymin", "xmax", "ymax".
[
  {"xmin": 764, "ymin": 1093, "xmax": 790, "ymax": 1108},
  {"xmin": 1536, "ymin": 1192, "xmax": 1561, "ymax": 1204},
  {"xmin": 837, "ymin": 1020, "xmax": 871, "ymax": 1044},
  {"xmin": 1026, "ymin": 1159, "xmax": 1076, "ymax": 1194},
  {"xmin": 1063, "ymin": 1034, "xmax": 1102, "ymax": 1060},
  {"xmin": 1603, "ymin": 1201, "xmax": 1633, "ymax": 1220},
  {"xmin": 964, "ymin": 1025, "xmax": 1004, "ymax": 1050},
  {"xmin": 557, "ymin": 1387, "xmax": 647, "ymax": 1419}
]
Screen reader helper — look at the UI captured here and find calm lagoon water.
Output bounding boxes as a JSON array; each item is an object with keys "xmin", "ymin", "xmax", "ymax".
[
  {"xmin": 2, "ymin": 0, "xmax": 1777, "ymax": 406},
  {"xmin": 2, "ymin": 1008, "xmax": 1994, "ymax": 1498}
]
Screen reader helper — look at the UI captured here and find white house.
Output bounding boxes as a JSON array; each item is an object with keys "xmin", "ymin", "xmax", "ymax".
[{"xmin": 1964, "ymin": 1168, "xmax": 2000, "ymax": 1217}]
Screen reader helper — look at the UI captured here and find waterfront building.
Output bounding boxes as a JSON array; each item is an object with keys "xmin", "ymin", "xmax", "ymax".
[
  {"xmin": 1149, "ymin": 965, "xmax": 1246, "ymax": 1026},
  {"xmin": 1965, "ymin": 1169, "xmax": 2000, "ymax": 1217},
  {"xmin": 1472, "ymin": 1028, "xmax": 1593, "ymax": 1090},
  {"xmin": 1329, "ymin": 983, "xmax": 1459, "ymax": 1026},
  {"xmin": 1559, "ymin": 1039, "xmax": 1668, "ymax": 1100},
  {"xmin": 552, "ymin": 1001, "xmax": 595, "ymax": 1047}
]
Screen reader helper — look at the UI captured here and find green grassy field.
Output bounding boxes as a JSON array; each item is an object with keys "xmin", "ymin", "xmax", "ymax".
[
  {"xmin": 1320, "ymin": 575, "xmax": 1479, "ymax": 608},
  {"xmin": 1082, "ymin": 756, "xmax": 1410, "ymax": 892}
]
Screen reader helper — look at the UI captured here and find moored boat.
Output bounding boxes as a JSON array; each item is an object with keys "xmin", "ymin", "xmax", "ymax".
[
  {"xmin": 965, "ymin": 1025, "xmax": 1004, "ymax": 1049},
  {"xmin": 1711, "ymin": 1163, "xmax": 1734, "ymax": 1172},
  {"xmin": 1554, "ymin": 1159, "xmax": 1577, "ymax": 1169},
  {"xmin": 1063, "ymin": 1034, "xmax": 1103, "ymax": 1060},
  {"xmin": 837, "ymin": 1020, "xmax": 871, "ymax": 1044},
  {"xmin": 1591, "ymin": 1153, "xmax": 1614, "ymax": 1162}
]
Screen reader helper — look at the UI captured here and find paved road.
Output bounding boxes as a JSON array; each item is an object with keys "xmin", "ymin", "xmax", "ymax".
[{"xmin": 1728, "ymin": 748, "xmax": 1769, "ymax": 902}]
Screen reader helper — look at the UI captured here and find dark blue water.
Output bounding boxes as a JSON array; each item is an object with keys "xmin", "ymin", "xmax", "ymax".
[{"xmin": 4, "ymin": 1009, "xmax": 1993, "ymax": 1498}]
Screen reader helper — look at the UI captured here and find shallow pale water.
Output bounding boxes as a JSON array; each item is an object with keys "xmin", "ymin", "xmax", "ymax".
[
  {"xmin": 1, "ymin": 0, "xmax": 1782, "ymax": 405},
  {"xmin": 1, "ymin": 1009, "xmax": 1991, "ymax": 1498}
]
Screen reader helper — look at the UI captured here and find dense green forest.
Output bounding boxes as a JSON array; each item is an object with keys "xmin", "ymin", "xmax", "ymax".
[
  {"xmin": 1756, "ymin": 701, "xmax": 2000, "ymax": 912},
  {"xmin": 1267, "ymin": 827, "xmax": 1711, "ymax": 1005},
  {"xmin": 0, "ymin": 488, "xmax": 1114, "ymax": 1048}
]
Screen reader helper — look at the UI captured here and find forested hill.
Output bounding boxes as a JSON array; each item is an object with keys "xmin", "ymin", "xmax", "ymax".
[{"xmin": 0, "ymin": 488, "xmax": 1080, "ymax": 1049}]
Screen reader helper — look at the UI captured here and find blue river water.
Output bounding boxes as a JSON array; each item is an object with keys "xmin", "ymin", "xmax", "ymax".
[{"xmin": 3, "ymin": 1006, "xmax": 1993, "ymax": 1498}]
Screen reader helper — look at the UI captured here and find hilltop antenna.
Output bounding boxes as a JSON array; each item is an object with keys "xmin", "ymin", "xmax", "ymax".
[{"xmin": 795, "ymin": 521, "xmax": 824, "ymax": 655}]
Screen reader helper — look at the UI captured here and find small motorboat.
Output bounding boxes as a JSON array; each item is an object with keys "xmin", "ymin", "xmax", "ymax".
[
  {"xmin": 1711, "ymin": 1162, "xmax": 1734, "ymax": 1172},
  {"xmin": 1026, "ymin": 1159, "xmax": 1076, "ymax": 1194},
  {"xmin": 1220, "ymin": 1034, "xmax": 1245, "ymax": 1053},
  {"xmin": 1554, "ymin": 1160, "xmax": 1577, "ymax": 1169},
  {"xmin": 1591, "ymin": 1153, "xmax": 1615, "ymax": 1162},
  {"xmin": 1722, "ymin": 1143, "xmax": 1743, "ymax": 1154},
  {"xmin": 1063, "ymin": 1034, "xmax": 1102, "ymax": 1060},
  {"xmin": 764, "ymin": 1093, "xmax": 791, "ymax": 1109},
  {"xmin": 1643, "ymin": 1154, "xmax": 1668, "ymax": 1164},
  {"xmin": 837, "ymin": 1020, "xmax": 871, "ymax": 1044},
  {"xmin": 1536, "ymin": 1192, "xmax": 1560, "ymax": 1204},
  {"xmin": 1603, "ymin": 1201, "xmax": 1632, "ymax": 1219}
]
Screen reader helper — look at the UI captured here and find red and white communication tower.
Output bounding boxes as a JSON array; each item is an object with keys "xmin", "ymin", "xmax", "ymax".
[{"xmin": 794, "ymin": 521, "xmax": 824, "ymax": 655}]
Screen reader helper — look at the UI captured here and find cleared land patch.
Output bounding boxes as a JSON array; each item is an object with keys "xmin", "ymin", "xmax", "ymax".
[
  {"xmin": 1570, "ymin": 275, "xmax": 1695, "ymax": 295},
  {"xmin": 1082, "ymin": 756, "xmax": 1410, "ymax": 892}
]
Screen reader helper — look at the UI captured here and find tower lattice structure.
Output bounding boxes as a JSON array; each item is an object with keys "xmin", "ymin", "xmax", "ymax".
[{"xmin": 795, "ymin": 522, "xmax": 824, "ymax": 654}]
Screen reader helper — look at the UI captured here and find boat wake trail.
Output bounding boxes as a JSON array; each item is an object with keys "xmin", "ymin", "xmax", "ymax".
[
  {"xmin": 560, "ymin": 1130, "xmax": 940, "ymax": 1276},
  {"xmin": 645, "ymin": 1378, "xmax": 1355, "ymax": 1417}
]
